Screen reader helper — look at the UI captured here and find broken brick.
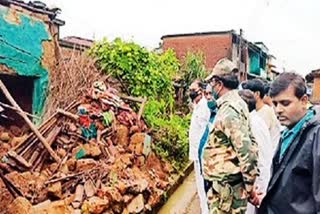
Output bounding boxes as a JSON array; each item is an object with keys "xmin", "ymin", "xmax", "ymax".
[
  {"xmin": 48, "ymin": 182, "xmax": 62, "ymax": 199},
  {"xmin": 0, "ymin": 179, "xmax": 15, "ymax": 213},
  {"xmin": 126, "ymin": 194, "xmax": 144, "ymax": 213},
  {"xmin": 6, "ymin": 171, "xmax": 35, "ymax": 196},
  {"xmin": 66, "ymin": 158, "xmax": 76, "ymax": 171},
  {"xmin": 84, "ymin": 179, "xmax": 96, "ymax": 197},
  {"xmin": 76, "ymin": 158, "xmax": 97, "ymax": 172},
  {"xmin": 126, "ymin": 179, "xmax": 148, "ymax": 195},
  {"xmin": 133, "ymin": 155, "xmax": 145, "ymax": 167},
  {"xmin": 128, "ymin": 133, "xmax": 145, "ymax": 155},
  {"xmin": 145, "ymin": 153, "xmax": 168, "ymax": 180},
  {"xmin": 0, "ymin": 80, "xmax": 173, "ymax": 213},
  {"xmin": 0, "ymin": 132, "xmax": 10, "ymax": 142},
  {"xmin": 115, "ymin": 125, "xmax": 129, "ymax": 147},
  {"xmin": 0, "ymin": 142, "xmax": 11, "ymax": 157},
  {"xmin": 32, "ymin": 195, "xmax": 75, "ymax": 214},
  {"xmin": 72, "ymin": 184, "xmax": 84, "ymax": 209},
  {"xmin": 85, "ymin": 141, "xmax": 102, "ymax": 157},
  {"xmin": 99, "ymin": 185, "xmax": 123, "ymax": 203},
  {"xmin": 9, "ymin": 136, "xmax": 26, "ymax": 148},
  {"xmin": 86, "ymin": 196, "xmax": 110, "ymax": 214},
  {"xmin": 7, "ymin": 197, "xmax": 32, "ymax": 214}
]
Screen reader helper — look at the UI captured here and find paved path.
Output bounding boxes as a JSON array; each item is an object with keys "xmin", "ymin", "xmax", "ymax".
[{"xmin": 158, "ymin": 170, "xmax": 201, "ymax": 214}]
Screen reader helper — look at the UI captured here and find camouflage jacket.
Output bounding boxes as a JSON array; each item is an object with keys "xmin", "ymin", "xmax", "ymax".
[{"xmin": 201, "ymin": 90, "xmax": 258, "ymax": 193}]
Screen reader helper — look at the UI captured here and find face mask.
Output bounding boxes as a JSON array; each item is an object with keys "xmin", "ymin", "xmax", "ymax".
[
  {"xmin": 210, "ymin": 81, "xmax": 221, "ymax": 100},
  {"xmin": 212, "ymin": 89, "xmax": 219, "ymax": 100},
  {"xmin": 189, "ymin": 90, "xmax": 199, "ymax": 101},
  {"xmin": 207, "ymin": 100, "xmax": 217, "ymax": 110}
]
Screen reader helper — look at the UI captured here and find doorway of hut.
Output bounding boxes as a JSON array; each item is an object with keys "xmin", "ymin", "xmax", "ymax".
[{"xmin": 0, "ymin": 73, "xmax": 34, "ymax": 127}]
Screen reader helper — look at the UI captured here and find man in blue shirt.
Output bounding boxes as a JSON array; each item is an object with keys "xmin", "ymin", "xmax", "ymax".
[{"xmin": 259, "ymin": 72, "xmax": 320, "ymax": 214}]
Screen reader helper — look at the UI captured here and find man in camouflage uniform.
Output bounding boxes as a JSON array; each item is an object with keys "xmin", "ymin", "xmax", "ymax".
[{"xmin": 201, "ymin": 58, "xmax": 259, "ymax": 214}]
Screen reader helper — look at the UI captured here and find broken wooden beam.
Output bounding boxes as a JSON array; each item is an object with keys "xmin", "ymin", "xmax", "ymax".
[
  {"xmin": 57, "ymin": 108, "xmax": 79, "ymax": 121},
  {"xmin": 0, "ymin": 101, "xmax": 41, "ymax": 119},
  {"xmin": 118, "ymin": 94, "xmax": 147, "ymax": 120},
  {"xmin": 14, "ymin": 117, "xmax": 56, "ymax": 153},
  {"xmin": 31, "ymin": 126, "xmax": 62, "ymax": 171},
  {"xmin": 138, "ymin": 97, "xmax": 147, "ymax": 121},
  {"xmin": 45, "ymin": 171, "xmax": 84, "ymax": 185},
  {"xmin": 7, "ymin": 151, "xmax": 32, "ymax": 169},
  {"xmin": 13, "ymin": 101, "xmax": 79, "ymax": 153},
  {"xmin": 18, "ymin": 119, "xmax": 56, "ymax": 157},
  {"xmin": 119, "ymin": 94, "xmax": 145, "ymax": 103},
  {"xmin": 0, "ymin": 80, "xmax": 61, "ymax": 163}
]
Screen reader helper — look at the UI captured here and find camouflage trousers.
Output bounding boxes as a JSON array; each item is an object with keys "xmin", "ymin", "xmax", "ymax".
[{"xmin": 206, "ymin": 181, "xmax": 248, "ymax": 214}]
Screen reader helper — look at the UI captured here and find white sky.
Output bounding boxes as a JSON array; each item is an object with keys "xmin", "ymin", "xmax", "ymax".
[{"xmin": 43, "ymin": 0, "xmax": 320, "ymax": 76}]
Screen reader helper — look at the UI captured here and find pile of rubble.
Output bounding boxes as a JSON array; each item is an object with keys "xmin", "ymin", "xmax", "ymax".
[{"xmin": 0, "ymin": 81, "xmax": 171, "ymax": 214}]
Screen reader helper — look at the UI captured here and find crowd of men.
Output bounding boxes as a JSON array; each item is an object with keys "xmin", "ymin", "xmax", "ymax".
[{"xmin": 188, "ymin": 58, "xmax": 320, "ymax": 214}]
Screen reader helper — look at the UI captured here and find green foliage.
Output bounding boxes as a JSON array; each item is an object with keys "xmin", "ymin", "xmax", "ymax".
[
  {"xmin": 180, "ymin": 51, "xmax": 207, "ymax": 87},
  {"xmin": 144, "ymin": 98, "xmax": 190, "ymax": 170},
  {"xmin": 151, "ymin": 114, "xmax": 191, "ymax": 170},
  {"xmin": 90, "ymin": 38, "xmax": 190, "ymax": 171},
  {"xmin": 172, "ymin": 51, "xmax": 207, "ymax": 112},
  {"xmin": 90, "ymin": 38, "xmax": 179, "ymax": 106}
]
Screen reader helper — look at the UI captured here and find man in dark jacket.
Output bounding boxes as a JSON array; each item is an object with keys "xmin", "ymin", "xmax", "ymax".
[{"xmin": 258, "ymin": 72, "xmax": 320, "ymax": 214}]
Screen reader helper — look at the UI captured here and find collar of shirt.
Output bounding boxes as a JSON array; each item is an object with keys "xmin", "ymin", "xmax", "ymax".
[
  {"xmin": 280, "ymin": 109, "xmax": 315, "ymax": 158},
  {"xmin": 216, "ymin": 89, "xmax": 239, "ymax": 108}
]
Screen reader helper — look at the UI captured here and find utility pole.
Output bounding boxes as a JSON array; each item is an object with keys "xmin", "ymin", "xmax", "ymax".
[{"xmin": 238, "ymin": 29, "xmax": 246, "ymax": 81}]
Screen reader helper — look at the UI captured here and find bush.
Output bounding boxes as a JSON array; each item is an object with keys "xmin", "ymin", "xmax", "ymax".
[
  {"xmin": 144, "ymin": 98, "xmax": 190, "ymax": 170},
  {"xmin": 90, "ymin": 38, "xmax": 190, "ymax": 170},
  {"xmin": 90, "ymin": 38, "xmax": 178, "ymax": 107},
  {"xmin": 180, "ymin": 51, "xmax": 207, "ymax": 88}
]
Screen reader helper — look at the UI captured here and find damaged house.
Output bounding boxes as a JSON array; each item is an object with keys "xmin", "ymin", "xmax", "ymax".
[
  {"xmin": 161, "ymin": 30, "xmax": 279, "ymax": 81},
  {"xmin": 0, "ymin": 0, "xmax": 64, "ymax": 125}
]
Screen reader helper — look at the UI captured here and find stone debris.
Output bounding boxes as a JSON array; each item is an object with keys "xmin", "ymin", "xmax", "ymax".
[{"xmin": 0, "ymin": 82, "xmax": 171, "ymax": 213}]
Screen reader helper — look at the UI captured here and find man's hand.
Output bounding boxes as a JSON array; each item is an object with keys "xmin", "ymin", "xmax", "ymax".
[
  {"xmin": 249, "ymin": 190, "xmax": 259, "ymax": 206},
  {"xmin": 249, "ymin": 189, "xmax": 263, "ymax": 206}
]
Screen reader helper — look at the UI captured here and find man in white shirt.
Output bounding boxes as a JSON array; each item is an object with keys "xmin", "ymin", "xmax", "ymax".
[
  {"xmin": 189, "ymin": 80, "xmax": 210, "ymax": 214},
  {"xmin": 239, "ymin": 89, "xmax": 273, "ymax": 214},
  {"xmin": 242, "ymin": 79, "xmax": 281, "ymax": 153}
]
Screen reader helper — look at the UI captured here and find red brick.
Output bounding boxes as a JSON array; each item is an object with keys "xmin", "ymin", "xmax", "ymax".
[{"xmin": 162, "ymin": 33, "xmax": 232, "ymax": 71}]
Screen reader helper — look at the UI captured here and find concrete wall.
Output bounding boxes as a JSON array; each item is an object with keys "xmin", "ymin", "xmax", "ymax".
[{"xmin": 0, "ymin": 4, "xmax": 59, "ymax": 117}]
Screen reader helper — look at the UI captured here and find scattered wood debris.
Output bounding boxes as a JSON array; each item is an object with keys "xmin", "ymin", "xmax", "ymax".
[{"xmin": 0, "ymin": 81, "xmax": 171, "ymax": 213}]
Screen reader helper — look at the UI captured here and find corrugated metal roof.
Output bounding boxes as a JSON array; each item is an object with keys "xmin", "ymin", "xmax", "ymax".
[{"xmin": 59, "ymin": 36, "xmax": 94, "ymax": 50}]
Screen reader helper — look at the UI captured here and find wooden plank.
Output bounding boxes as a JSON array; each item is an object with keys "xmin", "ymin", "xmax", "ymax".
[
  {"xmin": 0, "ymin": 101, "xmax": 40, "ymax": 119},
  {"xmin": 0, "ymin": 80, "xmax": 61, "ymax": 163},
  {"xmin": 138, "ymin": 97, "xmax": 147, "ymax": 121}
]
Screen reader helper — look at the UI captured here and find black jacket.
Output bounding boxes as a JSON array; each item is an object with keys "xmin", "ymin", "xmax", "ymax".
[{"xmin": 259, "ymin": 106, "xmax": 320, "ymax": 214}]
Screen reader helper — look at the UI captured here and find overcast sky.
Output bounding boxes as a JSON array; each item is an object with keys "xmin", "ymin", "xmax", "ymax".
[{"xmin": 43, "ymin": 0, "xmax": 320, "ymax": 76}]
